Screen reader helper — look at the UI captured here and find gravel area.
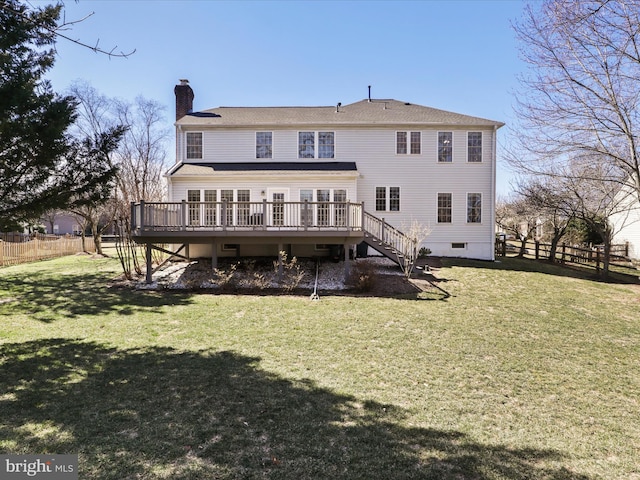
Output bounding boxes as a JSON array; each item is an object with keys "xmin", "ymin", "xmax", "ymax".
[{"xmin": 131, "ymin": 255, "xmax": 429, "ymax": 296}]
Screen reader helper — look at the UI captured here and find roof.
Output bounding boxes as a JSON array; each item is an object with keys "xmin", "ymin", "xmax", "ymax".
[
  {"xmin": 170, "ymin": 162, "xmax": 357, "ymax": 176},
  {"xmin": 176, "ymin": 99, "xmax": 504, "ymax": 128}
]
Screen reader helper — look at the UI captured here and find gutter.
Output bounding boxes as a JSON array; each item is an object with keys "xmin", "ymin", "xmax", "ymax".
[{"xmin": 491, "ymin": 124, "xmax": 498, "ymax": 261}]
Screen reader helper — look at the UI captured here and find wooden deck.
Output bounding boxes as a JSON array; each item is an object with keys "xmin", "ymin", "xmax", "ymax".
[{"xmin": 131, "ymin": 200, "xmax": 366, "ymax": 243}]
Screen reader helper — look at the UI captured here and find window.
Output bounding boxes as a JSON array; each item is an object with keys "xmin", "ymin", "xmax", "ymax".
[
  {"xmin": 334, "ymin": 189, "xmax": 347, "ymax": 226},
  {"xmin": 272, "ymin": 192, "xmax": 285, "ymax": 226},
  {"xmin": 300, "ymin": 190, "xmax": 313, "ymax": 226},
  {"xmin": 397, "ymin": 132, "xmax": 421, "ymax": 154},
  {"xmin": 237, "ymin": 189, "xmax": 250, "ymax": 225},
  {"xmin": 186, "ymin": 132, "xmax": 202, "ymax": 159},
  {"xmin": 318, "ymin": 132, "xmax": 335, "ymax": 158},
  {"xmin": 438, "ymin": 132, "xmax": 452, "ymax": 163},
  {"xmin": 299, "ymin": 132, "xmax": 335, "ymax": 158},
  {"xmin": 437, "ymin": 193, "xmax": 452, "ymax": 223},
  {"xmin": 256, "ymin": 132, "xmax": 272, "ymax": 159},
  {"xmin": 221, "ymin": 189, "xmax": 234, "ymax": 226},
  {"xmin": 298, "ymin": 132, "xmax": 315, "ymax": 158},
  {"xmin": 452, "ymin": 243, "xmax": 466, "ymax": 249},
  {"xmin": 467, "ymin": 193, "xmax": 482, "ymax": 223},
  {"xmin": 396, "ymin": 132, "xmax": 407, "ymax": 154},
  {"xmin": 187, "ymin": 189, "xmax": 200, "ymax": 226},
  {"xmin": 410, "ymin": 132, "xmax": 421, "ymax": 154},
  {"xmin": 317, "ymin": 189, "xmax": 330, "ymax": 226},
  {"xmin": 376, "ymin": 187, "xmax": 400, "ymax": 211},
  {"xmin": 204, "ymin": 190, "xmax": 217, "ymax": 226},
  {"xmin": 389, "ymin": 187, "xmax": 400, "ymax": 211},
  {"xmin": 376, "ymin": 187, "xmax": 386, "ymax": 211},
  {"xmin": 468, "ymin": 132, "xmax": 482, "ymax": 162}
]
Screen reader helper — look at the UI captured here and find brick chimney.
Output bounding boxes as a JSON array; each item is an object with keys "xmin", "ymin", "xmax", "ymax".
[{"xmin": 174, "ymin": 79, "xmax": 194, "ymax": 120}]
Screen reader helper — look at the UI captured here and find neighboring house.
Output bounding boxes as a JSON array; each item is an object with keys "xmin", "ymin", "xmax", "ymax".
[
  {"xmin": 40, "ymin": 211, "xmax": 82, "ymax": 235},
  {"xmin": 132, "ymin": 80, "xmax": 504, "ymax": 281},
  {"xmin": 610, "ymin": 180, "xmax": 640, "ymax": 260}
]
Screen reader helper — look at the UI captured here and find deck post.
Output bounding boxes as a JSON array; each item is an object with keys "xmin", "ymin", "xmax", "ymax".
[
  {"xmin": 304, "ymin": 200, "xmax": 309, "ymax": 231},
  {"xmin": 263, "ymin": 199, "xmax": 268, "ymax": 230},
  {"xmin": 145, "ymin": 243, "xmax": 153, "ymax": 284},
  {"xmin": 346, "ymin": 201, "xmax": 351, "ymax": 229},
  {"xmin": 130, "ymin": 202, "xmax": 136, "ymax": 232},
  {"xmin": 139, "ymin": 200, "xmax": 145, "ymax": 232},
  {"xmin": 278, "ymin": 244, "xmax": 284, "ymax": 281},
  {"xmin": 222, "ymin": 200, "xmax": 227, "ymax": 231},
  {"xmin": 181, "ymin": 200, "xmax": 187, "ymax": 230},
  {"xmin": 211, "ymin": 241, "xmax": 217, "ymax": 269},
  {"xmin": 343, "ymin": 242, "xmax": 351, "ymax": 281},
  {"xmin": 361, "ymin": 201, "xmax": 365, "ymax": 231}
]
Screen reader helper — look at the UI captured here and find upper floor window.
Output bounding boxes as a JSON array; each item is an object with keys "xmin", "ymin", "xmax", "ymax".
[
  {"xmin": 468, "ymin": 132, "xmax": 482, "ymax": 162},
  {"xmin": 396, "ymin": 132, "xmax": 407, "ymax": 154},
  {"xmin": 437, "ymin": 193, "xmax": 452, "ymax": 223},
  {"xmin": 186, "ymin": 132, "xmax": 203, "ymax": 159},
  {"xmin": 299, "ymin": 132, "xmax": 335, "ymax": 158},
  {"xmin": 396, "ymin": 131, "xmax": 421, "ymax": 154},
  {"xmin": 299, "ymin": 132, "xmax": 315, "ymax": 158},
  {"xmin": 467, "ymin": 193, "xmax": 482, "ymax": 223},
  {"xmin": 256, "ymin": 132, "xmax": 272, "ymax": 159},
  {"xmin": 438, "ymin": 132, "xmax": 452, "ymax": 163},
  {"xmin": 318, "ymin": 132, "xmax": 335, "ymax": 158}
]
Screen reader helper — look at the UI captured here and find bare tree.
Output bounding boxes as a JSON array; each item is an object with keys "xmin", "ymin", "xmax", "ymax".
[
  {"xmin": 400, "ymin": 219, "xmax": 432, "ymax": 278},
  {"xmin": 557, "ymin": 158, "xmax": 634, "ymax": 276},
  {"xmin": 496, "ymin": 194, "xmax": 540, "ymax": 258},
  {"xmin": 68, "ymin": 83, "xmax": 169, "ymax": 269},
  {"xmin": 509, "ymin": 0, "xmax": 640, "ymax": 200},
  {"xmin": 114, "ymin": 96, "xmax": 169, "ymax": 203},
  {"xmin": 516, "ymin": 177, "xmax": 573, "ymax": 262}
]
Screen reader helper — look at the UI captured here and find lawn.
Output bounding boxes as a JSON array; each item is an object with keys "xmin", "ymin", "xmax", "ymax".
[{"xmin": 0, "ymin": 254, "xmax": 638, "ymax": 479}]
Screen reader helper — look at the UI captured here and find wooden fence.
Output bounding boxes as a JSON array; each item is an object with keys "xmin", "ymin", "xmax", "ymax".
[
  {"xmin": 0, "ymin": 234, "xmax": 95, "ymax": 267},
  {"xmin": 496, "ymin": 239, "xmax": 638, "ymax": 275}
]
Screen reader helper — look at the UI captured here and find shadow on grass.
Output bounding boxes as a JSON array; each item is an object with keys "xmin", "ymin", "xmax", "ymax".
[
  {"xmin": 0, "ymin": 268, "xmax": 192, "ymax": 323},
  {"xmin": 0, "ymin": 339, "xmax": 591, "ymax": 480},
  {"xmin": 440, "ymin": 256, "xmax": 640, "ymax": 285}
]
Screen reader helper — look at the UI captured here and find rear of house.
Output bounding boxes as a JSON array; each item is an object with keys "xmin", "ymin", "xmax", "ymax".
[{"xmin": 133, "ymin": 80, "xmax": 504, "ymax": 269}]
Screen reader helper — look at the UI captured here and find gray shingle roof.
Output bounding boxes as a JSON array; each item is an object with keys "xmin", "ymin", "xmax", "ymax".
[{"xmin": 176, "ymin": 99, "xmax": 504, "ymax": 128}]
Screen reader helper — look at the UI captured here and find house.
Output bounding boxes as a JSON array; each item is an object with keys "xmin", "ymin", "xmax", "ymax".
[
  {"xmin": 610, "ymin": 178, "xmax": 640, "ymax": 260},
  {"xmin": 131, "ymin": 80, "xmax": 504, "ymax": 282},
  {"xmin": 40, "ymin": 211, "xmax": 82, "ymax": 235}
]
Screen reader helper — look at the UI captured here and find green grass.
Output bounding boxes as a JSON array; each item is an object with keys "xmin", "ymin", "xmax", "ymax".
[{"xmin": 1, "ymin": 255, "xmax": 639, "ymax": 479}]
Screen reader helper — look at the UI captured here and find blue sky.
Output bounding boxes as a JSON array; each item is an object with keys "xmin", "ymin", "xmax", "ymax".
[{"xmin": 40, "ymin": 0, "xmax": 526, "ymax": 195}]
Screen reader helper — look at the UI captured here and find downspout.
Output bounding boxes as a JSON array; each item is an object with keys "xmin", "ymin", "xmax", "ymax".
[{"xmin": 491, "ymin": 124, "xmax": 498, "ymax": 261}]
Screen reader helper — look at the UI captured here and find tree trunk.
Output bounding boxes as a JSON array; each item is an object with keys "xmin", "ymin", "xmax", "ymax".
[
  {"xmin": 92, "ymin": 221, "xmax": 102, "ymax": 255},
  {"xmin": 518, "ymin": 235, "xmax": 528, "ymax": 258}
]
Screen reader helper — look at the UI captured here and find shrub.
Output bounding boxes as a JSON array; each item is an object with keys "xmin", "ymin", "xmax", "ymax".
[{"xmin": 348, "ymin": 259, "xmax": 377, "ymax": 292}]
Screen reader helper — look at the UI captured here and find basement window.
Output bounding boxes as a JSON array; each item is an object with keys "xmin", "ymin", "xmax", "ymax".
[{"xmin": 452, "ymin": 243, "xmax": 466, "ymax": 249}]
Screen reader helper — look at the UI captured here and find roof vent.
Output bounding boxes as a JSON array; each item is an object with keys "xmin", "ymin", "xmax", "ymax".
[
  {"xmin": 368, "ymin": 85, "xmax": 371, "ymax": 102},
  {"xmin": 336, "ymin": 102, "xmax": 341, "ymax": 113}
]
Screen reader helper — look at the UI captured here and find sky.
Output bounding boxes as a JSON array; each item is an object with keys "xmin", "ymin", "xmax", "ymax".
[{"xmin": 38, "ymin": 0, "xmax": 527, "ymax": 195}]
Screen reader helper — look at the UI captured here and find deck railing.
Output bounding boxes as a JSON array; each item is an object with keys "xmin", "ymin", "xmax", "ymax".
[
  {"xmin": 131, "ymin": 200, "xmax": 364, "ymax": 232},
  {"xmin": 363, "ymin": 211, "xmax": 417, "ymax": 264}
]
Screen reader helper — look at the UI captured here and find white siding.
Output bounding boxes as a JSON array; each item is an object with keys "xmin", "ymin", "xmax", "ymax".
[
  {"xmin": 171, "ymin": 125, "xmax": 498, "ymax": 260},
  {"xmin": 611, "ymin": 189, "xmax": 640, "ymax": 260}
]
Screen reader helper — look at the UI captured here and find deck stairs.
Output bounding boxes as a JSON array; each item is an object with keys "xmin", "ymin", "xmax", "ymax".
[{"xmin": 361, "ymin": 211, "xmax": 422, "ymax": 273}]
